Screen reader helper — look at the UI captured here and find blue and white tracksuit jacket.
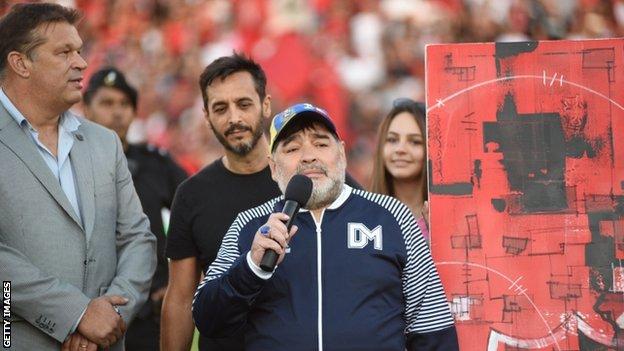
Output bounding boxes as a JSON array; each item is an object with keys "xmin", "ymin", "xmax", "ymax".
[{"xmin": 192, "ymin": 185, "xmax": 458, "ymax": 350}]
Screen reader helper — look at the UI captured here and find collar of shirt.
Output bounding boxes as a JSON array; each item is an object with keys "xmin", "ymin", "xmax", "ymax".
[
  {"xmin": 294, "ymin": 184, "xmax": 353, "ymax": 213},
  {"xmin": 0, "ymin": 87, "xmax": 83, "ymax": 222},
  {"xmin": 0, "ymin": 87, "xmax": 81, "ymax": 137}
]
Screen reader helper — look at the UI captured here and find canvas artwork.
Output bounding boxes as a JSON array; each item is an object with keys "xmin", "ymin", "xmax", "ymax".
[{"xmin": 426, "ymin": 39, "xmax": 623, "ymax": 350}]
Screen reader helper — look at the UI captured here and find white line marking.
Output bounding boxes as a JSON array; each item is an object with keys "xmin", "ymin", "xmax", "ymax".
[
  {"xmin": 427, "ymin": 75, "xmax": 624, "ymax": 114},
  {"xmin": 427, "ymin": 75, "xmax": 624, "ymax": 165},
  {"xmin": 487, "ymin": 327, "xmax": 567, "ymax": 350},
  {"xmin": 437, "ymin": 261, "xmax": 562, "ymax": 351},
  {"xmin": 508, "ymin": 276, "xmax": 523, "ymax": 290}
]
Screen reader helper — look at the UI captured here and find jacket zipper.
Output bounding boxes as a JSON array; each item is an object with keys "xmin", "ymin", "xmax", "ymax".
[{"xmin": 313, "ymin": 210, "xmax": 325, "ymax": 351}]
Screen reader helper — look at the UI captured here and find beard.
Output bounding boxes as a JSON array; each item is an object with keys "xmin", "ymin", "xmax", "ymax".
[
  {"xmin": 274, "ymin": 157, "xmax": 346, "ymax": 210},
  {"xmin": 210, "ymin": 114, "xmax": 265, "ymax": 156}
]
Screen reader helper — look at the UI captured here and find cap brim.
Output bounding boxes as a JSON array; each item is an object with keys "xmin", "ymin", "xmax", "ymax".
[{"xmin": 271, "ymin": 111, "xmax": 338, "ymax": 152}]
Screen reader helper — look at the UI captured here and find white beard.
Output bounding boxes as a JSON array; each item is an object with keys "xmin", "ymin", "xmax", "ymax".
[{"xmin": 275, "ymin": 157, "xmax": 346, "ymax": 210}]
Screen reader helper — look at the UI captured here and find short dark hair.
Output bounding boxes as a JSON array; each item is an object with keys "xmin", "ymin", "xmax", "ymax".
[
  {"xmin": 0, "ymin": 3, "xmax": 81, "ymax": 77},
  {"xmin": 199, "ymin": 53, "xmax": 267, "ymax": 110}
]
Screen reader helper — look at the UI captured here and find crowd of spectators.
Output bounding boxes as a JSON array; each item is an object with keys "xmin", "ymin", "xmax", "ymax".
[{"xmin": 2, "ymin": 0, "xmax": 622, "ymax": 184}]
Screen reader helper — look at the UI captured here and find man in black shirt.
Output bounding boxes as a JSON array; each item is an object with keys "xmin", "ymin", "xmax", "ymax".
[
  {"xmin": 162, "ymin": 53, "xmax": 359, "ymax": 351},
  {"xmin": 83, "ymin": 67, "xmax": 188, "ymax": 351},
  {"xmin": 161, "ymin": 53, "xmax": 276, "ymax": 351}
]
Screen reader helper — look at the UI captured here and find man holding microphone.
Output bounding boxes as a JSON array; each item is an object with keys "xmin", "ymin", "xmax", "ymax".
[{"xmin": 192, "ymin": 103, "xmax": 459, "ymax": 350}]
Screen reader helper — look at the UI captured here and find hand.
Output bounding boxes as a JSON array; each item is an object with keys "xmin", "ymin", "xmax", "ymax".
[
  {"xmin": 62, "ymin": 332, "xmax": 97, "ymax": 351},
  {"xmin": 77, "ymin": 295, "xmax": 128, "ymax": 348},
  {"xmin": 250, "ymin": 213, "xmax": 298, "ymax": 267}
]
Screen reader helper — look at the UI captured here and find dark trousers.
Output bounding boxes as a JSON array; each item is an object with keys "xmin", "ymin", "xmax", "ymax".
[{"xmin": 125, "ymin": 314, "xmax": 160, "ymax": 351}]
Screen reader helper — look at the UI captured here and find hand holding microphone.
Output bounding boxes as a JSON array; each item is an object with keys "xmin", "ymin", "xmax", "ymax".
[
  {"xmin": 250, "ymin": 175, "xmax": 312, "ymax": 272},
  {"xmin": 250, "ymin": 212, "xmax": 298, "ymax": 270}
]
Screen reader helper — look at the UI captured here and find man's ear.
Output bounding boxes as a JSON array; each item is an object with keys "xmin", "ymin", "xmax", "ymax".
[
  {"xmin": 7, "ymin": 51, "xmax": 31, "ymax": 78},
  {"xmin": 339, "ymin": 140, "xmax": 346, "ymax": 161},
  {"xmin": 262, "ymin": 94, "xmax": 272, "ymax": 119}
]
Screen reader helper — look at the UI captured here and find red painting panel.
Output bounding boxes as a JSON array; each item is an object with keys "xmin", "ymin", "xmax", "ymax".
[{"xmin": 426, "ymin": 39, "xmax": 624, "ymax": 350}]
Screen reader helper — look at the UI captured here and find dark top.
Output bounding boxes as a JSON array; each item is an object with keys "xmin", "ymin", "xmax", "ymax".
[
  {"xmin": 166, "ymin": 158, "xmax": 361, "ymax": 351},
  {"xmin": 166, "ymin": 159, "xmax": 281, "ymax": 270},
  {"xmin": 166, "ymin": 159, "xmax": 279, "ymax": 351},
  {"xmin": 126, "ymin": 144, "xmax": 188, "ymax": 295}
]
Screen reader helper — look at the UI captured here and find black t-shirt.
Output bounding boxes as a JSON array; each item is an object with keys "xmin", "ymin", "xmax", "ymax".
[
  {"xmin": 166, "ymin": 158, "xmax": 281, "ymax": 269},
  {"xmin": 166, "ymin": 158, "xmax": 361, "ymax": 351},
  {"xmin": 166, "ymin": 158, "xmax": 280, "ymax": 351}
]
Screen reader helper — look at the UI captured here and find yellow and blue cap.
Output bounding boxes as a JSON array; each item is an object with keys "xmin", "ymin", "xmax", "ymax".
[{"xmin": 269, "ymin": 103, "xmax": 338, "ymax": 152}]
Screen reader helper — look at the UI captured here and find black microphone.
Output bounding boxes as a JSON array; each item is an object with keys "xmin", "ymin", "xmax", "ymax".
[{"xmin": 260, "ymin": 174, "xmax": 313, "ymax": 272}]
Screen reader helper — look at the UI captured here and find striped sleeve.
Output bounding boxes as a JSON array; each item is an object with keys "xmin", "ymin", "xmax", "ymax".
[
  {"xmin": 193, "ymin": 197, "xmax": 279, "ymax": 304},
  {"xmin": 191, "ymin": 197, "xmax": 280, "ymax": 336},
  {"xmin": 353, "ymin": 190, "xmax": 455, "ymax": 334}
]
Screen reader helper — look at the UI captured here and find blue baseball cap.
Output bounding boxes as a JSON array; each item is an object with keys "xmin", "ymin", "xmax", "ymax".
[{"xmin": 269, "ymin": 103, "xmax": 339, "ymax": 152}]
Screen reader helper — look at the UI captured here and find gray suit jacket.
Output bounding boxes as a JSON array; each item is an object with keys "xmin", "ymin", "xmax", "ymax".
[{"xmin": 0, "ymin": 105, "xmax": 156, "ymax": 350}]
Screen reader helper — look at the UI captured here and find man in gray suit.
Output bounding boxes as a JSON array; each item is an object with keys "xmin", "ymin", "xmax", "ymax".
[{"xmin": 0, "ymin": 3, "xmax": 156, "ymax": 351}]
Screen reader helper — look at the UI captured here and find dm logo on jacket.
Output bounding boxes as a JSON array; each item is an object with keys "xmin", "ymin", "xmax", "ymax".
[{"xmin": 347, "ymin": 223, "xmax": 383, "ymax": 250}]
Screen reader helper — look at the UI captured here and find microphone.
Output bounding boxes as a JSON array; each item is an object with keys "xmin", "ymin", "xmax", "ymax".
[{"xmin": 260, "ymin": 174, "xmax": 313, "ymax": 272}]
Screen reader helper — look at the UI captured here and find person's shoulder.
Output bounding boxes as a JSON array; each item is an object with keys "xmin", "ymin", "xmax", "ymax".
[
  {"xmin": 350, "ymin": 189, "xmax": 422, "ymax": 241},
  {"xmin": 234, "ymin": 195, "xmax": 282, "ymax": 225},
  {"xmin": 351, "ymin": 188, "xmax": 401, "ymax": 206},
  {"xmin": 131, "ymin": 143, "xmax": 173, "ymax": 159},
  {"xmin": 350, "ymin": 188, "xmax": 411, "ymax": 217}
]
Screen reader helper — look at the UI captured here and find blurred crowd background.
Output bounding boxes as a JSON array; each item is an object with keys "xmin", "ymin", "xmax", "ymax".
[{"xmin": 2, "ymin": 0, "xmax": 623, "ymax": 186}]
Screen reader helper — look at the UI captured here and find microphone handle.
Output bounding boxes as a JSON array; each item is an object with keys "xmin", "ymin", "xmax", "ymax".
[{"xmin": 259, "ymin": 200, "xmax": 300, "ymax": 272}]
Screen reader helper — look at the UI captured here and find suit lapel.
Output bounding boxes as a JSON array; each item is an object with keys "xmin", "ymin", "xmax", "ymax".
[
  {"xmin": 69, "ymin": 125, "xmax": 95, "ymax": 242},
  {"xmin": 0, "ymin": 108, "xmax": 83, "ymax": 229}
]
